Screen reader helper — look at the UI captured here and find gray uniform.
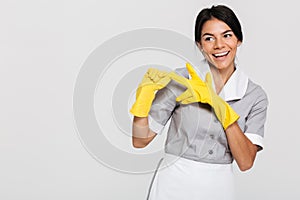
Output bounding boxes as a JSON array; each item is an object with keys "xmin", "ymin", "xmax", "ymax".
[{"xmin": 148, "ymin": 64, "xmax": 268, "ymax": 164}]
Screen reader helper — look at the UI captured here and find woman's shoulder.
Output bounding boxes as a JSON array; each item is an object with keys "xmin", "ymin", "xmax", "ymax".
[{"xmin": 246, "ymin": 78, "xmax": 269, "ymax": 104}]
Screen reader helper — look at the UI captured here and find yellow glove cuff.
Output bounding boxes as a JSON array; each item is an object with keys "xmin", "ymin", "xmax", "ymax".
[{"xmin": 130, "ymin": 86, "xmax": 156, "ymax": 117}]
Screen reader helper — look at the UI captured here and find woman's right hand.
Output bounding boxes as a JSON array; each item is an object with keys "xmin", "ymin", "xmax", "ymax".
[
  {"xmin": 130, "ymin": 68, "xmax": 172, "ymax": 117},
  {"xmin": 138, "ymin": 68, "xmax": 171, "ymax": 90}
]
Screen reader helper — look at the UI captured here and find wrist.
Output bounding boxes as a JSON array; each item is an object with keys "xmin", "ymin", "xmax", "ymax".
[{"xmin": 223, "ymin": 104, "xmax": 239, "ymax": 130}]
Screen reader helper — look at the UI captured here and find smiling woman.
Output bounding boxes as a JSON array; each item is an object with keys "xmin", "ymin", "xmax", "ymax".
[
  {"xmin": 195, "ymin": 6, "xmax": 243, "ymax": 93},
  {"xmin": 130, "ymin": 4, "xmax": 269, "ymax": 200},
  {"xmin": 199, "ymin": 19, "xmax": 241, "ymax": 72}
]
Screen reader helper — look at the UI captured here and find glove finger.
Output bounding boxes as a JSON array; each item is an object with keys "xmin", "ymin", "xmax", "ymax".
[
  {"xmin": 205, "ymin": 72, "xmax": 212, "ymax": 84},
  {"xmin": 205, "ymin": 72, "xmax": 213, "ymax": 88},
  {"xmin": 145, "ymin": 68, "xmax": 151, "ymax": 77},
  {"xmin": 143, "ymin": 69, "xmax": 150, "ymax": 79},
  {"xmin": 205, "ymin": 72, "xmax": 216, "ymax": 94},
  {"xmin": 158, "ymin": 75, "xmax": 171, "ymax": 87},
  {"xmin": 147, "ymin": 68, "xmax": 158, "ymax": 81},
  {"xmin": 154, "ymin": 70, "xmax": 168, "ymax": 82},
  {"xmin": 138, "ymin": 69, "xmax": 154, "ymax": 88},
  {"xmin": 181, "ymin": 97, "xmax": 195, "ymax": 104},
  {"xmin": 150, "ymin": 68, "xmax": 168, "ymax": 83},
  {"xmin": 176, "ymin": 90, "xmax": 193, "ymax": 102},
  {"xmin": 168, "ymin": 72, "xmax": 190, "ymax": 88},
  {"xmin": 140, "ymin": 68, "xmax": 151, "ymax": 83},
  {"xmin": 158, "ymin": 70, "xmax": 168, "ymax": 78},
  {"xmin": 186, "ymin": 63, "xmax": 202, "ymax": 81}
]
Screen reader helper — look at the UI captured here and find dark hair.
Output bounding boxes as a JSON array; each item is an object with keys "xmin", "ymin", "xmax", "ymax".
[{"xmin": 194, "ymin": 5, "xmax": 243, "ymax": 43}]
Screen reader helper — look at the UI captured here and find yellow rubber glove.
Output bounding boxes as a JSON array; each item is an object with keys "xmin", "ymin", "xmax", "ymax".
[
  {"xmin": 169, "ymin": 63, "xmax": 239, "ymax": 130},
  {"xmin": 130, "ymin": 68, "xmax": 172, "ymax": 117}
]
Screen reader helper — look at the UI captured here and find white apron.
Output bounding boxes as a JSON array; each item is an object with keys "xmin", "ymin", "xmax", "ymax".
[{"xmin": 147, "ymin": 154, "xmax": 235, "ymax": 200}]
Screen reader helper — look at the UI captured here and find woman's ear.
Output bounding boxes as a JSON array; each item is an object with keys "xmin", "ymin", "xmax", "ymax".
[
  {"xmin": 237, "ymin": 40, "xmax": 242, "ymax": 47},
  {"xmin": 196, "ymin": 42, "xmax": 203, "ymax": 51}
]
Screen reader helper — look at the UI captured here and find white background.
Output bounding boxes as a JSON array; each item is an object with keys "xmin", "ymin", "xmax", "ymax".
[{"xmin": 1, "ymin": 0, "xmax": 300, "ymax": 199}]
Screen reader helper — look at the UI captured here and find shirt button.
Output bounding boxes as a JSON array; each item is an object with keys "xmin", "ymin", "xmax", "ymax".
[
  {"xmin": 208, "ymin": 150, "xmax": 214, "ymax": 155},
  {"xmin": 210, "ymin": 135, "xmax": 214, "ymax": 139},
  {"xmin": 214, "ymin": 119, "xmax": 219, "ymax": 123}
]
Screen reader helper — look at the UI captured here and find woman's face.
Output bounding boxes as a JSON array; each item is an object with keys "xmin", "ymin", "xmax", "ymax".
[{"xmin": 198, "ymin": 18, "xmax": 241, "ymax": 71}]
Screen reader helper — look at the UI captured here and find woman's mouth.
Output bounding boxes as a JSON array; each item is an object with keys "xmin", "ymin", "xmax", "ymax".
[{"xmin": 212, "ymin": 51, "xmax": 229, "ymax": 58}]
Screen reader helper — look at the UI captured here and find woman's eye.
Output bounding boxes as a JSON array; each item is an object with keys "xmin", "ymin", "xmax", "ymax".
[
  {"xmin": 224, "ymin": 33, "xmax": 232, "ymax": 38},
  {"xmin": 204, "ymin": 37, "xmax": 214, "ymax": 41}
]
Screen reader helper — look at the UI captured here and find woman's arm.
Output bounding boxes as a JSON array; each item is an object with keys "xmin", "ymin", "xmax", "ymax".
[
  {"xmin": 225, "ymin": 122, "xmax": 258, "ymax": 171},
  {"xmin": 129, "ymin": 68, "xmax": 174, "ymax": 148},
  {"xmin": 132, "ymin": 116, "xmax": 157, "ymax": 148}
]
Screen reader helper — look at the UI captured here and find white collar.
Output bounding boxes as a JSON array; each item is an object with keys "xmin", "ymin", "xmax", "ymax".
[
  {"xmin": 193, "ymin": 60, "xmax": 248, "ymax": 101},
  {"xmin": 218, "ymin": 66, "xmax": 249, "ymax": 101}
]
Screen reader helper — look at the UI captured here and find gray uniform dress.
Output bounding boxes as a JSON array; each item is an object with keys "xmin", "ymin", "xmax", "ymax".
[{"xmin": 147, "ymin": 63, "xmax": 268, "ymax": 200}]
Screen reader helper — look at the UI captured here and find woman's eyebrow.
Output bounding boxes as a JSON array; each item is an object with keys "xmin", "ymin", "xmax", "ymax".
[
  {"xmin": 202, "ymin": 30, "xmax": 233, "ymax": 37},
  {"xmin": 222, "ymin": 30, "xmax": 233, "ymax": 34},
  {"xmin": 202, "ymin": 33, "xmax": 214, "ymax": 37}
]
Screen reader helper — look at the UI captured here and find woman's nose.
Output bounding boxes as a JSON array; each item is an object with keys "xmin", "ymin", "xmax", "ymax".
[{"xmin": 214, "ymin": 38, "xmax": 225, "ymax": 49}]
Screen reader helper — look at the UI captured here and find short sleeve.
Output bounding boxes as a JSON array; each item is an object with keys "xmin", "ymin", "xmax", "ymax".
[{"xmin": 244, "ymin": 88, "xmax": 269, "ymax": 151}]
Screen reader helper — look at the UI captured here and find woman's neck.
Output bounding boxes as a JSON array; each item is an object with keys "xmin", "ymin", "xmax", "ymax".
[{"xmin": 209, "ymin": 65, "xmax": 235, "ymax": 94}]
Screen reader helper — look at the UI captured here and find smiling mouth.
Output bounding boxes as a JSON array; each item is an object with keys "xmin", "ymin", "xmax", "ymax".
[{"xmin": 213, "ymin": 51, "xmax": 229, "ymax": 58}]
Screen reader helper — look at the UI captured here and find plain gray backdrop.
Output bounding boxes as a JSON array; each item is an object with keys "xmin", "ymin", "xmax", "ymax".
[{"xmin": 1, "ymin": 0, "xmax": 299, "ymax": 199}]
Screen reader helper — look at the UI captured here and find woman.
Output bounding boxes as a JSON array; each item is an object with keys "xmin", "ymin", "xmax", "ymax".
[{"xmin": 130, "ymin": 5, "xmax": 268, "ymax": 200}]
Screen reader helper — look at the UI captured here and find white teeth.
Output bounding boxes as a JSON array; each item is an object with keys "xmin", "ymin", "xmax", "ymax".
[{"xmin": 214, "ymin": 51, "xmax": 228, "ymax": 57}]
